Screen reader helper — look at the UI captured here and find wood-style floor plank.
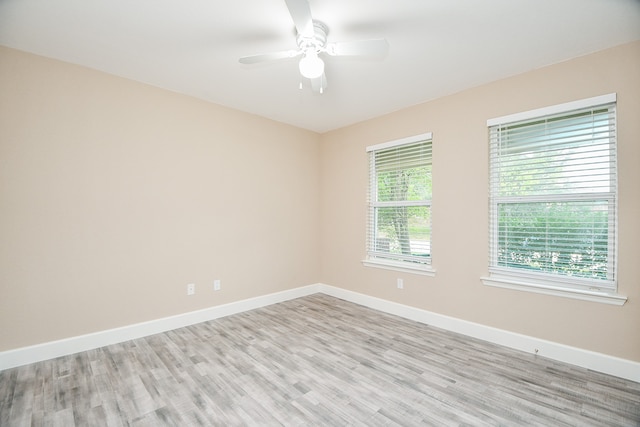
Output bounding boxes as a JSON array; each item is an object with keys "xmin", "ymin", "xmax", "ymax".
[{"xmin": 1, "ymin": 294, "xmax": 639, "ymax": 426}]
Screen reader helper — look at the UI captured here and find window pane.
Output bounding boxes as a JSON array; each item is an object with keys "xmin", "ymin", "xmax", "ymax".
[
  {"xmin": 496, "ymin": 110, "xmax": 614, "ymax": 197},
  {"xmin": 374, "ymin": 206, "xmax": 431, "ymax": 262},
  {"xmin": 377, "ymin": 166, "xmax": 431, "ymax": 202},
  {"xmin": 497, "ymin": 201, "xmax": 611, "ymax": 280}
]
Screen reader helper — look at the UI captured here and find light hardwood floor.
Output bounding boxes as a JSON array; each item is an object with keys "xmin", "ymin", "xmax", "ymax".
[{"xmin": 1, "ymin": 294, "xmax": 639, "ymax": 426}]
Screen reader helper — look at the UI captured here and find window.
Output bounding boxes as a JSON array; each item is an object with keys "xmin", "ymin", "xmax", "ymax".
[
  {"xmin": 484, "ymin": 94, "xmax": 625, "ymax": 304},
  {"xmin": 364, "ymin": 133, "xmax": 434, "ymax": 275}
]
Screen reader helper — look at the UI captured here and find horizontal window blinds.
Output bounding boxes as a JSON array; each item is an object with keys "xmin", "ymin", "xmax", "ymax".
[
  {"xmin": 488, "ymin": 99, "xmax": 617, "ymax": 289},
  {"xmin": 490, "ymin": 107, "xmax": 616, "ymax": 197},
  {"xmin": 367, "ymin": 137, "xmax": 432, "ymax": 266}
]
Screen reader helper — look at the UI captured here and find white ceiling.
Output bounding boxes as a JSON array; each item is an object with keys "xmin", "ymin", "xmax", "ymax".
[{"xmin": 1, "ymin": 0, "xmax": 639, "ymax": 133}]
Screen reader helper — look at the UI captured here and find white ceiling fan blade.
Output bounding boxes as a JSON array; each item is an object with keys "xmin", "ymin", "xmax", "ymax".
[
  {"xmin": 310, "ymin": 73, "xmax": 327, "ymax": 94},
  {"xmin": 284, "ymin": 0, "xmax": 314, "ymax": 38},
  {"xmin": 239, "ymin": 50, "xmax": 300, "ymax": 64},
  {"xmin": 326, "ymin": 39, "xmax": 389, "ymax": 57}
]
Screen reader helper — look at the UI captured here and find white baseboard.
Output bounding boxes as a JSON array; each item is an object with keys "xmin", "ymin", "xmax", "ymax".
[
  {"xmin": 2, "ymin": 282, "xmax": 638, "ymax": 384},
  {"xmin": 0, "ymin": 284, "xmax": 320, "ymax": 371},
  {"xmin": 316, "ymin": 284, "xmax": 640, "ymax": 383}
]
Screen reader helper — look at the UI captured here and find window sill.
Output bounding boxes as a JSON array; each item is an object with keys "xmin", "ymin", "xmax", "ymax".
[
  {"xmin": 481, "ymin": 275, "xmax": 627, "ymax": 306},
  {"xmin": 362, "ymin": 259, "xmax": 436, "ymax": 276}
]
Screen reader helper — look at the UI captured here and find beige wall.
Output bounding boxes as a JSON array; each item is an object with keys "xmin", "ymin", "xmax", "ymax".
[
  {"xmin": 1, "ymin": 41, "xmax": 638, "ymax": 363},
  {"xmin": 320, "ymin": 41, "xmax": 640, "ymax": 362},
  {"xmin": 0, "ymin": 46, "xmax": 321, "ymax": 350}
]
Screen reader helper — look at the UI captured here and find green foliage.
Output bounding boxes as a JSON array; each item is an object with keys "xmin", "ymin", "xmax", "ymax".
[
  {"xmin": 376, "ymin": 166, "xmax": 431, "ymax": 256},
  {"xmin": 498, "ymin": 201, "xmax": 610, "ymax": 279}
]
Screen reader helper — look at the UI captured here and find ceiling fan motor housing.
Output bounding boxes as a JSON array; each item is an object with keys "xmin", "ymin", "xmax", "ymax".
[{"xmin": 297, "ymin": 21, "xmax": 328, "ymax": 53}]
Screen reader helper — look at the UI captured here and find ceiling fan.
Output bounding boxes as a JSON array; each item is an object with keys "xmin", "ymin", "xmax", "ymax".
[{"xmin": 239, "ymin": 0, "xmax": 389, "ymax": 94}]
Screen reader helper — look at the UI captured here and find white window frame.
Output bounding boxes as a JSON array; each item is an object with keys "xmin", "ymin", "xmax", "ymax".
[
  {"xmin": 363, "ymin": 133, "xmax": 436, "ymax": 276},
  {"xmin": 481, "ymin": 94, "xmax": 626, "ymax": 305}
]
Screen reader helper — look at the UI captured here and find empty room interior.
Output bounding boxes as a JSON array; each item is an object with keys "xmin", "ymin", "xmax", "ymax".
[{"xmin": 1, "ymin": 0, "xmax": 639, "ymax": 425}]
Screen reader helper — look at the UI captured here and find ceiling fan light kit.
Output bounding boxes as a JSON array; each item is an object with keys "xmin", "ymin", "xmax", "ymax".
[
  {"xmin": 298, "ymin": 50, "xmax": 324, "ymax": 79},
  {"xmin": 297, "ymin": 21, "xmax": 327, "ymax": 79},
  {"xmin": 239, "ymin": 0, "xmax": 388, "ymax": 94}
]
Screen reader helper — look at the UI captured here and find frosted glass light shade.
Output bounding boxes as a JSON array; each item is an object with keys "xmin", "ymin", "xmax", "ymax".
[{"xmin": 299, "ymin": 50, "xmax": 324, "ymax": 79}]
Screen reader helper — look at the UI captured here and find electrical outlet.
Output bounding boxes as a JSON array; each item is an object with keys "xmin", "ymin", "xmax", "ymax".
[
  {"xmin": 187, "ymin": 283, "xmax": 195, "ymax": 295},
  {"xmin": 214, "ymin": 279, "xmax": 221, "ymax": 291},
  {"xmin": 397, "ymin": 278, "xmax": 404, "ymax": 289}
]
